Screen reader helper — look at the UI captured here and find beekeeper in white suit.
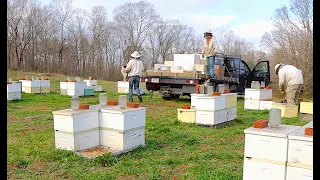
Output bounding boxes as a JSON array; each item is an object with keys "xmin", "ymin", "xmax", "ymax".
[
  {"xmin": 275, "ymin": 63, "xmax": 304, "ymax": 105},
  {"xmin": 124, "ymin": 51, "xmax": 144, "ymax": 102}
]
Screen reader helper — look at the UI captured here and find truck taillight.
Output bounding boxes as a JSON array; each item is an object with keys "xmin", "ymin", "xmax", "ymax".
[
  {"xmin": 141, "ymin": 78, "xmax": 145, "ymax": 82},
  {"xmin": 145, "ymin": 78, "xmax": 152, "ymax": 82},
  {"xmin": 186, "ymin": 80, "xmax": 198, "ymax": 84}
]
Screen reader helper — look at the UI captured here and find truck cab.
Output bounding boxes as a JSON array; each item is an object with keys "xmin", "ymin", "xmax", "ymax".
[{"xmin": 223, "ymin": 55, "xmax": 271, "ymax": 94}]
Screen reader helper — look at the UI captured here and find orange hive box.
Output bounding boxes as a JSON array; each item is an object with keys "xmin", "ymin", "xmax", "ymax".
[
  {"xmin": 127, "ymin": 102, "xmax": 139, "ymax": 108},
  {"xmin": 305, "ymin": 127, "xmax": 313, "ymax": 136},
  {"xmin": 181, "ymin": 105, "xmax": 191, "ymax": 109},
  {"xmin": 79, "ymin": 104, "xmax": 89, "ymax": 109},
  {"xmin": 253, "ymin": 120, "xmax": 268, "ymax": 128},
  {"xmin": 212, "ymin": 92, "xmax": 221, "ymax": 96},
  {"xmin": 107, "ymin": 100, "xmax": 118, "ymax": 106}
]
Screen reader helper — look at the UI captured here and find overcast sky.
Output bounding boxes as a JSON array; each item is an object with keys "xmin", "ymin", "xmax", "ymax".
[{"xmin": 39, "ymin": 0, "xmax": 291, "ymax": 49}]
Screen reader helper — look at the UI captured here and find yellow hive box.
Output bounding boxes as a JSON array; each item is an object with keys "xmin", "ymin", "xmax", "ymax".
[
  {"xmin": 222, "ymin": 93, "xmax": 238, "ymax": 108},
  {"xmin": 40, "ymin": 86, "xmax": 50, "ymax": 93},
  {"xmin": 300, "ymin": 102, "xmax": 313, "ymax": 114},
  {"xmin": 118, "ymin": 87, "xmax": 129, "ymax": 94},
  {"xmin": 25, "ymin": 87, "xmax": 40, "ymax": 94},
  {"xmin": 272, "ymin": 103, "xmax": 298, "ymax": 118},
  {"xmin": 177, "ymin": 109, "xmax": 196, "ymax": 123}
]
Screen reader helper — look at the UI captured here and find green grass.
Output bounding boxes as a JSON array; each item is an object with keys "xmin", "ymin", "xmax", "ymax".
[{"xmin": 7, "ymin": 69, "xmax": 309, "ymax": 179}]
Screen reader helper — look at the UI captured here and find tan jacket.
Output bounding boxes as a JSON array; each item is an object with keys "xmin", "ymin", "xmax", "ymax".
[
  {"xmin": 125, "ymin": 58, "xmax": 144, "ymax": 77},
  {"xmin": 202, "ymin": 37, "xmax": 217, "ymax": 57},
  {"xmin": 278, "ymin": 65, "xmax": 303, "ymax": 90}
]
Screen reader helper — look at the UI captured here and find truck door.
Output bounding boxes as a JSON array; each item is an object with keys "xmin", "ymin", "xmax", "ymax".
[{"xmin": 249, "ymin": 61, "xmax": 270, "ymax": 86}]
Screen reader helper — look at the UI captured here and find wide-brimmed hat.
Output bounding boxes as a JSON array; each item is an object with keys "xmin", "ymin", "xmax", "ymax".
[
  {"xmin": 131, "ymin": 51, "xmax": 141, "ymax": 58},
  {"xmin": 204, "ymin": 29, "xmax": 212, "ymax": 33}
]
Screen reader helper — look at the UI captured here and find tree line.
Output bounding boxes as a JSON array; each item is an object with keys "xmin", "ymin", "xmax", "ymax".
[{"xmin": 7, "ymin": 0, "xmax": 312, "ymax": 94}]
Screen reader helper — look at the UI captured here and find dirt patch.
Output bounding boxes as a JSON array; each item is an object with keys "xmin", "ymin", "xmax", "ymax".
[
  {"xmin": 173, "ymin": 163, "xmax": 193, "ymax": 174},
  {"xmin": 18, "ymin": 124, "xmax": 52, "ymax": 134},
  {"xmin": 27, "ymin": 161, "xmax": 47, "ymax": 172},
  {"xmin": 79, "ymin": 146, "xmax": 118, "ymax": 158},
  {"xmin": 20, "ymin": 105, "xmax": 54, "ymax": 111}
]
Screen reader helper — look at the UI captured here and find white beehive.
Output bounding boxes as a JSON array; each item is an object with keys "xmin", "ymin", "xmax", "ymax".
[
  {"xmin": 7, "ymin": 83, "xmax": 22, "ymax": 101},
  {"xmin": 244, "ymin": 125, "xmax": 301, "ymax": 162},
  {"xmin": 118, "ymin": 81, "xmax": 129, "ymax": 88},
  {"xmin": 287, "ymin": 121, "xmax": 313, "ymax": 167},
  {"xmin": 153, "ymin": 64, "xmax": 164, "ymax": 71},
  {"xmin": 177, "ymin": 109, "xmax": 196, "ymax": 123},
  {"xmin": 52, "ymin": 108, "xmax": 100, "ymax": 151},
  {"xmin": 66, "ymin": 82, "xmax": 86, "ymax": 96},
  {"xmin": 164, "ymin": 61, "xmax": 174, "ymax": 67},
  {"xmin": 190, "ymin": 94, "xmax": 209, "ymax": 107},
  {"xmin": 245, "ymin": 88, "xmax": 272, "ymax": 100},
  {"xmin": 194, "ymin": 64, "xmax": 207, "ymax": 73},
  {"xmin": 7, "ymin": 83, "xmax": 21, "ymax": 93},
  {"xmin": 100, "ymin": 107, "xmax": 146, "ymax": 131},
  {"xmin": 55, "ymin": 129, "xmax": 99, "ymax": 151},
  {"xmin": 193, "ymin": 95, "xmax": 226, "ymax": 111},
  {"xmin": 19, "ymin": 80, "xmax": 28, "ymax": 92},
  {"xmin": 24, "ymin": 80, "xmax": 41, "ymax": 88},
  {"xmin": 285, "ymin": 165, "xmax": 313, "ymax": 180},
  {"xmin": 244, "ymin": 99, "xmax": 260, "ymax": 110},
  {"xmin": 243, "ymin": 158, "xmax": 286, "ymax": 180},
  {"xmin": 84, "ymin": 80, "xmax": 97, "ymax": 86},
  {"xmin": 173, "ymin": 54, "xmax": 200, "ymax": 68},
  {"xmin": 60, "ymin": 82, "xmax": 69, "ymax": 90},
  {"xmin": 67, "ymin": 89, "xmax": 84, "ymax": 96},
  {"xmin": 94, "ymin": 85, "xmax": 103, "ymax": 92},
  {"xmin": 100, "ymin": 128, "xmax": 145, "ymax": 151},
  {"xmin": 226, "ymin": 107, "xmax": 237, "ymax": 121},
  {"xmin": 195, "ymin": 109, "xmax": 227, "ymax": 125},
  {"xmin": 53, "ymin": 109, "xmax": 99, "ymax": 133},
  {"xmin": 259, "ymin": 101, "xmax": 275, "ymax": 110},
  {"xmin": 40, "ymin": 80, "xmax": 50, "ymax": 93}
]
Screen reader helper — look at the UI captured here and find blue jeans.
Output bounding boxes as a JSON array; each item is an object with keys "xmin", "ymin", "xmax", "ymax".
[
  {"xmin": 206, "ymin": 56, "xmax": 216, "ymax": 78},
  {"xmin": 128, "ymin": 76, "xmax": 141, "ymax": 102}
]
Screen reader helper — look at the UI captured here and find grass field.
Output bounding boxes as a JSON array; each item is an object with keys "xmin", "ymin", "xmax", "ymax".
[{"xmin": 7, "ymin": 70, "xmax": 310, "ymax": 179}]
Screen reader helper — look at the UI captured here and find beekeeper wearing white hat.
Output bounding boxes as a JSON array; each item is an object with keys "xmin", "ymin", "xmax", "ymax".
[
  {"xmin": 124, "ymin": 51, "xmax": 144, "ymax": 102},
  {"xmin": 275, "ymin": 63, "xmax": 303, "ymax": 105},
  {"xmin": 201, "ymin": 29, "xmax": 218, "ymax": 79}
]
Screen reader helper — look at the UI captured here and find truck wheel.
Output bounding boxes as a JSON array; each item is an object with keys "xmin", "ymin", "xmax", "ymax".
[{"xmin": 162, "ymin": 96, "xmax": 172, "ymax": 100}]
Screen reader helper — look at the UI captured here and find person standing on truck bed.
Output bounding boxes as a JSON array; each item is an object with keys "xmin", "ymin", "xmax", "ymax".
[
  {"xmin": 201, "ymin": 29, "xmax": 218, "ymax": 79},
  {"xmin": 124, "ymin": 51, "xmax": 144, "ymax": 102},
  {"xmin": 275, "ymin": 63, "xmax": 304, "ymax": 105}
]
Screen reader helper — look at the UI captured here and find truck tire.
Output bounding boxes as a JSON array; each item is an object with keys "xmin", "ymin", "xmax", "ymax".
[{"xmin": 162, "ymin": 96, "xmax": 172, "ymax": 100}]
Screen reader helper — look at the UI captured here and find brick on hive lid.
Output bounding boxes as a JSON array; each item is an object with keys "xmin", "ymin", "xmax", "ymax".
[
  {"xmin": 223, "ymin": 89, "xmax": 230, "ymax": 94},
  {"xmin": 181, "ymin": 105, "xmax": 191, "ymax": 109},
  {"xmin": 253, "ymin": 120, "xmax": 268, "ymax": 128},
  {"xmin": 305, "ymin": 127, "xmax": 313, "ymax": 136},
  {"xmin": 64, "ymin": 80, "xmax": 68, "ymax": 82},
  {"xmin": 107, "ymin": 100, "xmax": 118, "ymax": 106},
  {"xmin": 72, "ymin": 79, "xmax": 77, "ymax": 82},
  {"xmin": 7, "ymin": 82, "xmax": 12, "ymax": 84},
  {"xmin": 212, "ymin": 92, "xmax": 221, "ymax": 96},
  {"xmin": 127, "ymin": 102, "xmax": 139, "ymax": 108},
  {"xmin": 79, "ymin": 104, "xmax": 89, "ymax": 109}
]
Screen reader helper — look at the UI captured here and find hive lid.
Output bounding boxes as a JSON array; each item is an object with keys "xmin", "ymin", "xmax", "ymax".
[
  {"xmin": 100, "ymin": 106, "xmax": 146, "ymax": 114},
  {"xmin": 177, "ymin": 108, "xmax": 195, "ymax": 112},
  {"xmin": 221, "ymin": 93, "xmax": 238, "ymax": 96},
  {"xmin": 244, "ymin": 124, "xmax": 302, "ymax": 138},
  {"xmin": 52, "ymin": 108, "xmax": 99, "ymax": 116},
  {"xmin": 288, "ymin": 121, "xmax": 313, "ymax": 141}
]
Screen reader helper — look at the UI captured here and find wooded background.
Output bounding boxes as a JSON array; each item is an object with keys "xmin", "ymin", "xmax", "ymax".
[{"xmin": 7, "ymin": 0, "xmax": 313, "ymax": 94}]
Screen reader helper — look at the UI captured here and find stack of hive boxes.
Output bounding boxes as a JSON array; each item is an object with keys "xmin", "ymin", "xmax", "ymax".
[
  {"xmin": 40, "ymin": 79, "xmax": 50, "ymax": 93},
  {"xmin": 100, "ymin": 107, "xmax": 146, "ymax": 151},
  {"xmin": 59, "ymin": 81, "xmax": 86, "ymax": 96},
  {"xmin": 25, "ymin": 80, "xmax": 41, "ymax": 94},
  {"xmin": 7, "ymin": 82, "xmax": 22, "ymax": 101},
  {"xmin": 243, "ymin": 123, "xmax": 313, "ymax": 180},
  {"xmin": 53, "ymin": 105, "xmax": 146, "ymax": 153},
  {"xmin": 177, "ymin": 93, "xmax": 238, "ymax": 126},
  {"xmin": 19, "ymin": 80, "xmax": 27, "ymax": 92},
  {"xmin": 287, "ymin": 121, "xmax": 313, "ymax": 179},
  {"xmin": 53, "ymin": 108, "xmax": 100, "ymax": 151},
  {"xmin": 84, "ymin": 79, "xmax": 103, "ymax": 92},
  {"xmin": 299, "ymin": 102, "xmax": 313, "ymax": 121},
  {"xmin": 244, "ymin": 88, "xmax": 273, "ymax": 110},
  {"xmin": 271, "ymin": 103, "xmax": 299, "ymax": 118}
]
